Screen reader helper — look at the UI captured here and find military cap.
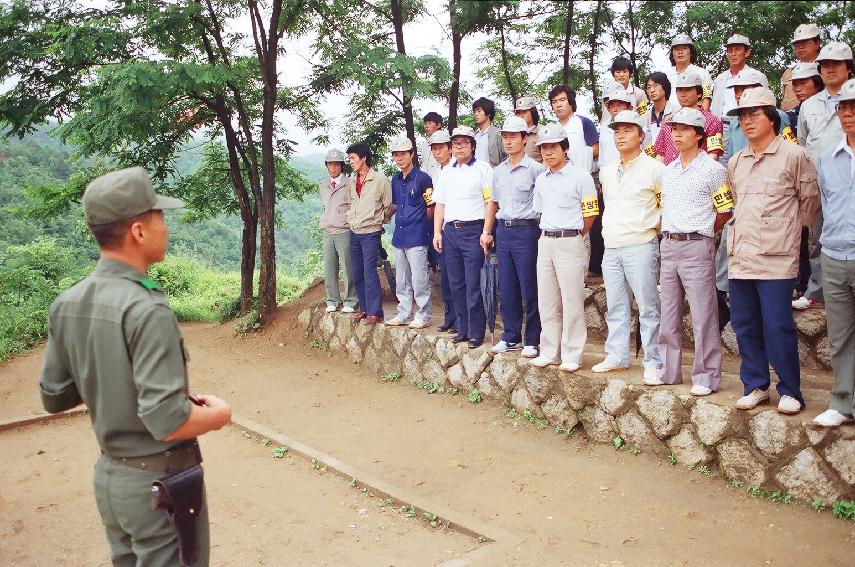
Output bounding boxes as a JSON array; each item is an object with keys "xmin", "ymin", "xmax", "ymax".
[
  {"xmin": 726, "ymin": 69, "xmax": 767, "ymax": 88},
  {"xmin": 790, "ymin": 62, "xmax": 821, "ymax": 81},
  {"xmin": 603, "ymin": 86, "xmax": 632, "ymax": 105},
  {"xmin": 726, "ymin": 87, "xmax": 777, "ymax": 116},
  {"xmin": 390, "ymin": 137, "xmax": 414, "ymax": 152},
  {"xmin": 671, "ymin": 33, "xmax": 694, "ymax": 47},
  {"xmin": 514, "ymin": 96, "xmax": 536, "ymax": 111},
  {"xmin": 428, "ymin": 130, "xmax": 451, "ymax": 144},
  {"xmin": 669, "ymin": 107, "xmax": 705, "ymax": 128},
  {"xmin": 325, "ymin": 148, "xmax": 346, "ymax": 163},
  {"xmin": 500, "ymin": 116, "xmax": 529, "ymax": 133},
  {"xmin": 450, "ymin": 126, "xmax": 477, "ymax": 140},
  {"xmin": 791, "ymin": 23, "xmax": 821, "ymax": 43},
  {"xmin": 83, "ymin": 167, "xmax": 184, "ymax": 226},
  {"xmin": 674, "ymin": 70, "xmax": 704, "ymax": 88},
  {"xmin": 816, "ymin": 42, "xmax": 853, "ymax": 62},
  {"xmin": 839, "ymin": 79, "xmax": 855, "ymax": 102},
  {"xmin": 725, "ymin": 34, "xmax": 751, "ymax": 47},
  {"xmin": 608, "ymin": 110, "xmax": 645, "ymax": 131},
  {"xmin": 535, "ymin": 123, "xmax": 568, "ymax": 146}
]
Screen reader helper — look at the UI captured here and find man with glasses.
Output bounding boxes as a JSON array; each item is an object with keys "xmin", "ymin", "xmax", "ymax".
[
  {"xmin": 782, "ymin": 24, "xmax": 823, "ymax": 112},
  {"xmin": 813, "ymin": 79, "xmax": 855, "ymax": 427},
  {"xmin": 726, "ymin": 87, "xmax": 820, "ymax": 415}
]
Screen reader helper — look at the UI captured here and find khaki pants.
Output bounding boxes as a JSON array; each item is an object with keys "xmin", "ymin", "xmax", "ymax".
[{"xmin": 536, "ymin": 235, "xmax": 587, "ymax": 365}]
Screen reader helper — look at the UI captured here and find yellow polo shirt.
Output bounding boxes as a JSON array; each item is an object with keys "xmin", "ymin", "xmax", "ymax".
[{"xmin": 600, "ymin": 152, "xmax": 664, "ymax": 248}]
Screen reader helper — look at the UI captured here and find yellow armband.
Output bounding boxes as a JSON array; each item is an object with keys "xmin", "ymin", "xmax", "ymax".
[
  {"xmin": 702, "ymin": 83, "xmax": 713, "ymax": 100},
  {"xmin": 423, "ymin": 187, "xmax": 435, "ymax": 206},
  {"xmin": 711, "ymin": 184, "xmax": 734, "ymax": 212},
  {"xmin": 482, "ymin": 186, "xmax": 492, "ymax": 203},
  {"xmin": 636, "ymin": 101, "xmax": 649, "ymax": 115},
  {"xmin": 581, "ymin": 194, "xmax": 600, "ymax": 217},
  {"xmin": 654, "ymin": 186, "xmax": 662, "ymax": 209},
  {"xmin": 644, "ymin": 144, "xmax": 657, "ymax": 158},
  {"xmin": 706, "ymin": 132, "xmax": 723, "ymax": 153},
  {"xmin": 781, "ymin": 126, "xmax": 797, "ymax": 144}
]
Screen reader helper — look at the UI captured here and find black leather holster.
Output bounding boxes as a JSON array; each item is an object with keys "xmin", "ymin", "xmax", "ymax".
[{"xmin": 151, "ymin": 464, "xmax": 205, "ymax": 566}]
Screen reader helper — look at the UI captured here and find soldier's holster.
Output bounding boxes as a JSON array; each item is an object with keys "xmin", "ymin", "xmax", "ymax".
[{"xmin": 151, "ymin": 464, "xmax": 205, "ymax": 566}]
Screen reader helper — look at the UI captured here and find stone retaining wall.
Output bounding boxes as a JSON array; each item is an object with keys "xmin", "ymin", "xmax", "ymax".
[{"xmin": 299, "ymin": 305, "xmax": 855, "ymax": 504}]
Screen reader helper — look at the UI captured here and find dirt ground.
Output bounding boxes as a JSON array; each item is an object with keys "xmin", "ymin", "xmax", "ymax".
[{"xmin": 2, "ymin": 284, "xmax": 855, "ymax": 566}]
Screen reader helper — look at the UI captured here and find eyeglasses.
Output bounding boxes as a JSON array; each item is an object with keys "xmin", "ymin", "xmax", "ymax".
[
  {"xmin": 836, "ymin": 102, "xmax": 855, "ymax": 115},
  {"xmin": 737, "ymin": 108, "xmax": 765, "ymax": 122},
  {"xmin": 451, "ymin": 140, "xmax": 469, "ymax": 147}
]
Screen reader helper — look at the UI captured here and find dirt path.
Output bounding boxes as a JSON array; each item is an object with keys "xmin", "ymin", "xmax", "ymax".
[{"xmin": 2, "ymin": 287, "xmax": 855, "ymax": 565}]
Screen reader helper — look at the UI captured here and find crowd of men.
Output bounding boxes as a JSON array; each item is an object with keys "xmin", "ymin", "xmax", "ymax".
[{"xmin": 319, "ymin": 24, "xmax": 855, "ymax": 427}]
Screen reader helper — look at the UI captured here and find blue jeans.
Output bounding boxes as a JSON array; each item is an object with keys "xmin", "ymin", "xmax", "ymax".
[
  {"xmin": 437, "ymin": 245, "xmax": 456, "ymax": 327},
  {"xmin": 496, "ymin": 223, "xmax": 541, "ymax": 346},
  {"xmin": 729, "ymin": 278, "xmax": 803, "ymax": 405},
  {"xmin": 602, "ymin": 238, "xmax": 661, "ymax": 369},
  {"xmin": 350, "ymin": 230, "xmax": 383, "ymax": 317},
  {"xmin": 443, "ymin": 222, "xmax": 486, "ymax": 342}
]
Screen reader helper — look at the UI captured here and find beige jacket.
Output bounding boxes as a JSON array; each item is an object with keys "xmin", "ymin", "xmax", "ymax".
[
  {"xmin": 319, "ymin": 175, "xmax": 350, "ymax": 234},
  {"xmin": 726, "ymin": 136, "xmax": 819, "ymax": 280},
  {"xmin": 346, "ymin": 168, "xmax": 394, "ymax": 234}
]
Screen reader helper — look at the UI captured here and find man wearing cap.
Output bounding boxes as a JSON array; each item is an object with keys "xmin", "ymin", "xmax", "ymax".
[
  {"xmin": 346, "ymin": 143, "xmax": 394, "ymax": 325},
  {"xmin": 320, "ymin": 149, "xmax": 358, "ymax": 314},
  {"xmin": 665, "ymin": 34, "xmax": 713, "ymax": 111},
  {"xmin": 432, "ymin": 126, "xmax": 493, "ymax": 348},
  {"xmin": 711, "ymin": 34, "xmax": 768, "ymax": 120},
  {"xmin": 598, "ymin": 86, "xmax": 637, "ymax": 169},
  {"xmin": 726, "ymin": 87, "xmax": 820, "ymax": 414},
  {"xmin": 514, "ymin": 96, "xmax": 543, "ymax": 162},
  {"xmin": 794, "ymin": 41, "xmax": 854, "ymax": 310},
  {"xmin": 39, "ymin": 167, "xmax": 232, "ymax": 566},
  {"xmin": 527, "ymin": 123, "xmax": 599, "ymax": 370},
  {"xmin": 481, "ymin": 116, "xmax": 547, "ymax": 357},
  {"xmin": 602, "ymin": 57, "xmax": 649, "ymax": 124},
  {"xmin": 429, "ymin": 130, "xmax": 458, "ymax": 333},
  {"xmin": 473, "ymin": 97, "xmax": 507, "ymax": 167},
  {"xmin": 813, "ymin": 79, "xmax": 855, "ymax": 427},
  {"xmin": 548, "ymin": 84, "xmax": 599, "ymax": 172},
  {"xmin": 652, "ymin": 70, "xmax": 724, "ymax": 165},
  {"xmin": 385, "ymin": 137, "xmax": 435, "ymax": 329},
  {"xmin": 651, "ymin": 107, "xmax": 732, "ymax": 396},
  {"xmin": 592, "ymin": 111, "xmax": 664, "ymax": 380},
  {"xmin": 782, "ymin": 23, "xmax": 823, "ymax": 112},
  {"xmin": 419, "ymin": 112, "xmax": 443, "ymax": 180}
]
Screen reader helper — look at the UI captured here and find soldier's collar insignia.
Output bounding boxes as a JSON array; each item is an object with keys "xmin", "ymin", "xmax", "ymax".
[{"xmin": 139, "ymin": 277, "xmax": 162, "ymax": 291}]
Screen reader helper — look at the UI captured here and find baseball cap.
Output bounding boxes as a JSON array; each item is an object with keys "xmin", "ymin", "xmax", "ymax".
[
  {"xmin": 790, "ymin": 62, "xmax": 821, "ymax": 81},
  {"xmin": 83, "ymin": 167, "xmax": 184, "ymax": 226},
  {"xmin": 535, "ymin": 123, "xmax": 568, "ymax": 146},
  {"xmin": 514, "ymin": 96, "xmax": 536, "ymax": 111},
  {"xmin": 725, "ymin": 87, "xmax": 777, "ymax": 116},
  {"xmin": 839, "ymin": 79, "xmax": 855, "ymax": 102},
  {"xmin": 725, "ymin": 33, "xmax": 751, "ymax": 47},
  {"xmin": 791, "ymin": 23, "xmax": 821, "ymax": 43},
  {"xmin": 450, "ymin": 126, "xmax": 476, "ymax": 140},
  {"xmin": 669, "ymin": 107, "xmax": 705, "ymax": 128},
  {"xmin": 671, "ymin": 33, "xmax": 694, "ymax": 47},
  {"xmin": 727, "ymin": 69, "xmax": 767, "ymax": 88},
  {"xmin": 325, "ymin": 148, "xmax": 346, "ymax": 163},
  {"xmin": 500, "ymin": 116, "xmax": 529, "ymax": 133},
  {"xmin": 674, "ymin": 70, "xmax": 703, "ymax": 88},
  {"xmin": 428, "ymin": 130, "xmax": 451, "ymax": 144},
  {"xmin": 608, "ymin": 110, "xmax": 645, "ymax": 131},
  {"xmin": 816, "ymin": 41, "xmax": 853, "ymax": 62},
  {"xmin": 390, "ymin": 137, "xmax": 414, "ymax": 152}
]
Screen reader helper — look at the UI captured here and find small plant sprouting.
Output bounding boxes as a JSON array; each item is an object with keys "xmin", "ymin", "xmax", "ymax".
[
  {"xmin": 747, "ymin": 485, "xmax": 764, "ymax": 498},
  {"xmin": 811, "ymin": 499, "xmax": 826, "ymax": 512},
  {"xmin": 311, "ymin": 458, "xmax": 322, "ymax": 470},
  {"xmin": 667, "ymin": 453, "xmax": 677, "ymax": 466},
  {"xmin": 506, "ymin": 408, "xmax": 518, "ymax": 419},
  {"xmin": 261, "ymin": 438, "xmax": 271, "ymax": 447},
  {"xmin": 423, "ymin": 512, "xmax": 439, "ymax": 527},
  {"xmin": 349, "ymin": 478, "xmax": 357, "ymax": 488},
  {"xmin": 272, "ymin": 446, "xmax": 288, "ymax": 458},
  {"xmin": 769, "ymin": 490, "xmax": 792, "ymax": 504},
  {"xmin": 729, "ymin": 479, "xmax": 743, "ymax": 489},
  {"xmin": 379, "ymin": 371, "xmax": 401, "ymax": 382},
  {"xmin": 468, "ymin": 388, "xmax": 482, "ymax": 403},
  {"xmin": 696, "ymin": 465, "xmax": 713, "ymax": 477},
  {"xmin": 477, "ymin": 536, "xmax": 487, "ymax": 544},
  {"xmin": 522, "ymin": 409, "xmax": 548, "ymax": 430},
  {"xmin": 629, "ymin": 446, "xmax": 640, "ymax": 455},
  {"xmin": 612, "ymin": 435, "xmax": 624, "ymax": 449},
  {"xmin": 404, "ymin": 505, "xmax": 417, "ymax": 518},
  {"xmin": 555, "ymin": 425, "xmax": 575, "ymax": 437},
  {"xmin": 832, "ymin": 500, "xmax": 855, "ymax": 521}
]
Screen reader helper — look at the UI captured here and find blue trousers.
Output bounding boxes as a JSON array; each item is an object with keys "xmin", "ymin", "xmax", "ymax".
[
  {"xmin": 437, "ymin": 245, "xmax": 456, "ymax": 327},
  {"xmin": 496, "ymin": 224, "xmax": 541, "ymax": 346},
  {"xmin": 443, "ymin": 222, "xmax": 486, "ymax": 342},
  {"xmin": 350, "ymin": 230, "xmax": 383, "ymax": 317},
  {"xmin": 729, "ymin": 278, "xmax": 803, "ymax": 406}
]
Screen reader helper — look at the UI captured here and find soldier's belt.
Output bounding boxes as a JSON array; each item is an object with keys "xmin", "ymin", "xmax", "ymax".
[
  {"xmin": 447, "ymin": 219, "xmax": 484, "ymax": 229},
  {"xmin": 542, "ymin": 229, "xmax": 581, "ymax": 238},
  {"xmin": 499, "ymin": 219, "xmax": 539, "ymax": 227},
  {"xmin": 107, "ymin": 440, "xmax": 202, "ymax": 473},
  {"xmin": 662, "ymin": 232, "xmax": 705, "ymax": 241}
]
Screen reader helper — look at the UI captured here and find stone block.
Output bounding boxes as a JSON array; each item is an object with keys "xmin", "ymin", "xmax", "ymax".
[
  {"xmin": 309, "ymin": 306, "xmax": 324, "ymax": 332},
  {"xmin": 749, "ymin": 410, "xmax": 807, "ymax": 460},
  {"xmin": 636, "ymin": 390, "xmax": 686, "ymax": 438},
  {"xmin": 298, "ymin": 308, "xmax": 312, "ymax": 332},
  {"xmin": 490, "ymin": 354, "xmax": 522, "ymax": 394},
  {"xmin": 379, "ymin": 343, "xmax": 402, "ymax": 375},
  {"xmin": 346, "ymin": 336, "xmax": 363, "ymax": 364},
  {"xmin": 435, "ymin": 337, "xmax": 460, "ymax": 368},
  {"xmin": 560, "ymin": 373, "xmax": 604, "ymax": 411},
  {"xmin": 541, "ymin": 395, "xmax": 578, "ymax": 429},
  {"xmin": 720, "ymin": 322, "xmax": 739, "ymax": 356},
  {"xmin": 448, "ymin": 363, "xmax": 474, "ymax": 389},
  {"xmin": 372, "ymin": 324, "xmax": 386, "ymax": 350},
  {"xmin": 681, "ymin": 312, "xmax": 695, "ymax": 348},
  {"xmin": 387, "ymin": 327, "xmax": 412, "ymax": 356},
  {"xmin": 616, "ymin": 411, "xmax": 669, "ymax": 455},
  {"xmin": 317, "ymin": 313, "xmax": 336, "ymax": 341},
  {"xmin": 691, "ymin": 398, "xmax": 744, "ymax": 446},
  {"xmin": 511, "ymin": 387, "xmax": 541, "ymax": 416},
  {"xmin": 806, "ymin": 426, "xmax": 831, "ymax": 446},
  {"xmin": 584, "ymin": 303, "xmax": 606, "ymax": 337},
  {"xmin": 578, "ymin": 405, "xmax": 617, "ymax": 444},
  {"xmin": 598, "ymin": 378, "xmax": 635, "ymax": 415},
  {"xmin": 824, "ymin": 439, "xmax": 855, "ymax": 487},
  {"xmin": 334, "ymin": 314, "xmax": 352, "ymax": 342},
  {"xmin": 667, "ymin": 425, "xmax": 714, "ymax": 467},
  {"xmin": 794, "ymin": 309, "xmax": 827, "ymax": 338},
  {"xmin": 402, "ymin": 352, "xmax": 421, "ymax": 379},
  {"xmin": 815, "ymin": 335, "xmax": 831, "ymax": 369},
  {"xmin": 328, "ymin": 335, "xmax": 343, "ymax": 352},
  {"xmin": 717, "ymin": 438, "xmax": 768, "ymax": 487},
  {"xmin": 775, "ymin": 447, "xmax": 842, "ymax": 503},
  {"xmin": 411, "ymin": 334, "xmax": 432, "ymax": 363},
  {"xmin": 523, "ymin": 366, "xmax": 556, "ymax": 404},
  {"xmin": 422, "ymin": 358, "xmax": 447, "ymax": 386},
  {"xmin": 364, "ymin": 344, "xmax": 381, "ymax": 373},
  {"xmin": 354, "ymin": 321, "xmax": 374, "ymax": 347},
  {"xmin": 797, "ymin": 335, "xmax": 818, "ymax": 369},
  {"xmin": 462, "ymin": 348, "xmax": 493, "ymax": 381},
  {"xmin": 593, "ymin": 287, "xmax": 608, "ymax": 313},
  {"xmin": 477, "ymin": 372, "xmax": 495, "ymax": 398}
]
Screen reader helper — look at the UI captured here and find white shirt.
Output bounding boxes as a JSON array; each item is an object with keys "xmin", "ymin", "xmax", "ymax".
[
  {"xmin": 665, "ymin": 63, "xmax": 712, "ymax": 106},
  {"xmin": 661, "ymin": 152, "xmax": 729, "ymax": 237},
  {"xmin": 418, "ymin": 138, "xmax": 441, "ymax": 180},
  {"xmin": 533, "ymin": 161, "xmax": 597, "ymax": 231},
  {"xmin": 710, "ymin": 65, "xmax": 768, "ymax": 118},
  {"xmin": 433, "ymin": 157, "xmax": 492, "ymax": 222},
  {"xmin": 560, "ymin": 114, "xmax": 596, "ymax": 173},
  {"xmin": 474, "ymin": 127, "xmax": 490, "ymax": 164}
]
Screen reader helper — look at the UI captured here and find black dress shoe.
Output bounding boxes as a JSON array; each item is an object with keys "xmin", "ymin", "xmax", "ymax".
[
  {"xmin": 467, "ymin": 339, "xmax": 483, "ymax": 349},
  {"xmin": 438, "ymin": 322, "xmax": 454, "ymax": 332},
  {"xmin": 446, "ymin": 327, "xmax": 458, "ymax": 334},
  {"xmin": 451, "ymin": 334, "xmax": 468, "ymax": 344}
]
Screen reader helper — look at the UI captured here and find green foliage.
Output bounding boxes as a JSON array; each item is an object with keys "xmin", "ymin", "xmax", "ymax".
[
  {"xmin": 811, "ymin": 499, "xmax": 826, "ymax": 512},
  {"xmin": 467, "ymin": 388, "xmax": 481, "ymax": 403},
  {"xmin": 379, "ymin": 371, "xmax": 402, "ymax": 382},
  {"xmin": 612, "ymin": 435, "xmax": 625, "ymax": 449},
  {"xmin": 832, "ymin": 500, "xmax": 855, "ymax": 522},
  {"xmin": 522, "ymin": 409, "xmax": 548, "ymax": 430}
]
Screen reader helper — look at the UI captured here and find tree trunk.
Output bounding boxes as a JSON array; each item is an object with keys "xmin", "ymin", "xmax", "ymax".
[
  {"xmin": 391, "ymin": 0, "xmax": 418, "ymax": 165},
  {"xmin": 499, "ymin": 23, "xmax": 517, "ymax": 105},
  {"xmin": 588, "ymin": 0, "xmax": 604, "ymax": 118},
  {"xmin": 562, "ymin": 0, "xmax": 573, "ymax": 85},
  {"xmin": 449, "ymin": 30, "xmax": 462, "ymax": 131},
  {"xmin": 628, "ymin": 0, "xmax": 639, "ymax": 86}
]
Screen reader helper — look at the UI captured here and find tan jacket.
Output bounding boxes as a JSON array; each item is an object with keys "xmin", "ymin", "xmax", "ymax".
[
  {"xmin": 346, "ymin": 168, "xmax": 394, "ymax": 234},
  {"xmin": 727, "ymin": 136, "xmax": 819, "ymax": 280},
  {"xmin": 319, "ymin": 175, "xmax": 350, "ymax": 234}
]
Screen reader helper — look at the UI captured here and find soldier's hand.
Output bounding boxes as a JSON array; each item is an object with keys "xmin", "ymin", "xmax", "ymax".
[
  {"xmin": 433, "ymin": 234, "xmax": 443, "ymax": 253},
  {"xmin": 197, "ymin": 394, "xmax": 232, "ymax": 429}
]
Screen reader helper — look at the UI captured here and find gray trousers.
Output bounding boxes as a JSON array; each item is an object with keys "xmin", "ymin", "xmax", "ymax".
[
  {"xmin": 323, "ymin": 232, "xmax": 357, "ymax": 308},
  {"xmin": 715, "ymin": 224, "xmax": 729, "ymax": 293},
  {"xmin": 395, "ymin": 245, "xmax": 432, "ymax": 323},
  {"xmin": 804, "ymin": 211, "xmax": 825, "ymax": 301},
  {"xmin": 658, "ymin": 237, "xmax": 722, "ymax": 389},
  {"xmin": 822, "ymin": 253, "xmax": 855, "ymax": 417}
]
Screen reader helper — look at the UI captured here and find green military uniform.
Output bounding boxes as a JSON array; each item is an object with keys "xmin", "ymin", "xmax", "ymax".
[{"xmin": 39, "ymin": 167, "xmax": 209, "ymax": 566}]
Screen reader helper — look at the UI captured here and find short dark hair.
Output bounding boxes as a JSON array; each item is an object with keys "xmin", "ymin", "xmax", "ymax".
[
  {"xmin": 516, "ymin": 106, "xmax": 540, "ymax": 126},
  {"xmin": 346, "ymin": 143, "xmax": 372, "ymax": 166},
  {"xmin": 472, "ymin": 97, "xmax": 496, "ymax": 120},
  {"xmin": 818, "ymin": 59, "xmax": 855, "ymax": 78},
  {"xmin": 610, "ymin": 56, "xmax": 635, "ymax": 75},
  {"xmin": 89, "ymin": 211, "xmax": 153, "ymax": 250},
  {"xmin": 760, "ymin": 106, "xmax": 782, "ymax": 135},
  {"xmin": 645, "ymin": 72, "xmax": 672, "ymax": 100},
  {"xmin": 669, "ymin": 43, "xmax": 699, "ymax": 66},
  {"xmin": 810, "ymin": 75, "xmax": 826, "ymax": 91},
  {"xmin": 676, "ymin": 85, "xmax": 703, "ymax": 98},
  {"xmin": 423, "ymin": 111, "xmax": 443, "ymax": 125},
  {"xmin": 547, "ymin": 85, "xmax": 577, "ymax": 112}
]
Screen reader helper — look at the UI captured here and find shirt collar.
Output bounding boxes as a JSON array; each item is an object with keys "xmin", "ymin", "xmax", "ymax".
[
  {"xmin": 454, "ymin": 155, "xmax": 477, "ymax": 167},
  {"xmin": 546, "ymin": 160, "xmax": 571, "ymax": 176},
  {"xmin": 669, "ymin": 151, "xmax": 706, "ymax": 173},
  {"xmin": 94, "ymin": 257, "xmax": 147, "ymax": 283},
  {"xmin": 833, "ymin": 136, "xmax": 854, "ymax": 158},
  {"xmin": 619, "ymin": 151, "xmax": 646, "ymax": 170}
]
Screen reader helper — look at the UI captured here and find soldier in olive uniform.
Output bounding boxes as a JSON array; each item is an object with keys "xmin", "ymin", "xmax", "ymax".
[{"xmin": 39, "ymin": 167, "xmax": 232, "ymax": 567}]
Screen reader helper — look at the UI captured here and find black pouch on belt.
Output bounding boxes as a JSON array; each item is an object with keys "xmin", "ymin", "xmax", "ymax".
[{"xmin": 151, "ymin": 464, "xmax": 204, "ymax": 566}]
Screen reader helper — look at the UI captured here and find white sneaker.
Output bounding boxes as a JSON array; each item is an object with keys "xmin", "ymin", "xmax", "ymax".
[
  {"xmin": 408, "ymin": 320, "xmax": 429, "ymax": 329},
  {"xmin": 520, "ymin": 346, "xmax": 539, "ymax": 358},
  {"xmin": 591, "ymin": 360, "xmax": 629, "ymax": 373},
  {"xmin": 643, "ymin": 367, "xmax": 661, "ymax": 382},
  {"xmin": 490, "ymin": 340, "xmax": 521, "ymax": 354},
  {"xmin": 528, "ymin": 356, "xmax": 558, "ymax": 368},
  {"xmin": 341, "ymin": 306, "xmax": 356, "ymax": 314},
  {"xmin": 777, "ymin": 395, "xmax": 802, "ymax": 415},
  {"xmin": 735, "ymin": 389, "xmax": 770, "ymax": 410},
  {"xmin": 813, "ymin": 409, "xmax": 855, "ymax": 427},
  {"xmin": 690, "ymin": 385, "xmax": 713, "ymax": 396},
  {"xmin": 643, "ymin": 374, "xmax": 665, "ymax": 386},
  {"xmin": 792, "ymin": 296, "xmax": 822, "ymax": 310},
  {"xmin": 559, "ymin": 362, "xmax": 581, "ymax": 372},
  {"xmin": 325, "ymin": 305, "xmax": 337, "ymax": 313},
  {"xmin": 384, "ymin": 317, "xmax": 407, "ymax": 326}
]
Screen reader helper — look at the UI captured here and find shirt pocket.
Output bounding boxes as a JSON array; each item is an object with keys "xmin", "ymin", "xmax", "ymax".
[
  {"xmin": 759, "ymin": 216, "xmax": 796, "ymax": 256},
  {"xmin": 762, "ymin": 181, "xmax": 797, "ymax": 218},
  {"xmin": 555, "ymin": 188, "xmax": 579, "ymax": 211}
]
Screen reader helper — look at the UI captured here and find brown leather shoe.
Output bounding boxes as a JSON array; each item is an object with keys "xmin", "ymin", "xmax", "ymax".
[
  {"xmin": 352, "ymin": 311, "xmax": 368, "ymax": 320},
  {"xmin": 364, "ymin": 315, "xmax": 381, "ymax": 325}
]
